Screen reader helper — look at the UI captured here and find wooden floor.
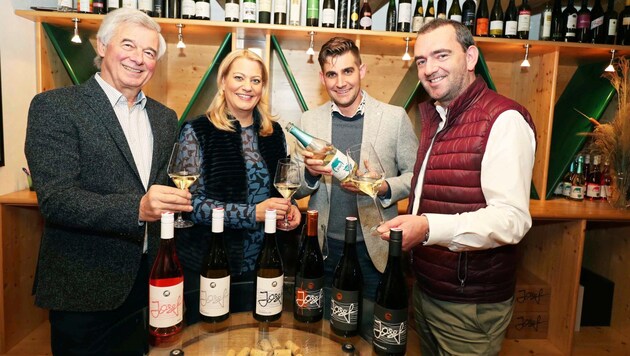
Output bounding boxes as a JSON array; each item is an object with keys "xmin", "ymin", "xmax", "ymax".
[{"xmin": 2, "ymin": 322, "xmax": 629, "ymax": 356}]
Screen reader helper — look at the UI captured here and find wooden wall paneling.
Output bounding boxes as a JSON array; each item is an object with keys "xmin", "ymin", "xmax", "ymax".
[
  {"xmin": 518, "ymin": 220, "xmax": 585, "ymax": 354},
  {"xmin": 38, "ymin": 25, "xmax": 73, "ymax": 93}
]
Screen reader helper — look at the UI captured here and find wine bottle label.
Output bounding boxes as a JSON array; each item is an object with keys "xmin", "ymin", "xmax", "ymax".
[
  {"xmin": 295, "ymin": 276, "xmax": 324, "ymax": 316},
  {"xmin": 450, "ymin": 14, "xmax": 462, "ymax": 22},
  {"xmin": 437, "ymin": 13, "xmax": 446, "ymax": 19},
  {"xmin": 412, "ymin": 16, "xmax": 424, "ymax": 31},
  {"xmin": 577, "ymin": 14, "xmax": 590, "ymax": 29},
  {"xmin": 586, "ymin": 184, "xmax": 601, "ymax": 198},
  {"xmin": 600, "ymin": 184, "xmax": 610, "ymax": 198},
  {"xmin": 330, "ymin": 288, "xmax": 360, "ymax": 331},
  {"xmin": 196, "ymin": 1, "xmax": 210, "ymax": 17},
  {"xmin": 351, "ymin": 11, "xmax": 359, "ymax": 21},
  {"xmin": 149, "ymin": 280, "xmax": 184, "ymax": 328},
  {"xmin": 372, "ymin": 304, "xmax": 408, "ymax": 354},
  {"xmin": 623, "ymin": 16, "xmax": 630, "ymax": 26},
  {"xmin": 591, "ymin": 15, "xmax": 604, "ymax": 29},
  {"xmin": 462, "ymin": 10, "xmax": 474, "ymax": 26},
  {"xmin": 608, "ymin": 19, "xmax": 618, "ymax": 35},
  {"xmin": 490, "ymin": 20, "xmax": 503, "ymax": 35},
  {"xmin": 182, "ymin": 0, "xmax": 196, "ymax": 15},
  {"xmin": 79, "ymin": 0, "xmax": 93, "ymax": 12},
  {"xmin": 567, "ymin": 14, "xmax": 578, "ymax": 30},
  {"xmin": 562, "ymin": 182, "xmax": 571, "ymax": 196},
  {"xmin": 256, "ymin": 275, "xmax": 284, "ymax": 316},
  {"xmin": 518, "ymin": 13, "xmax": 531, "ymax": 31},
  {"xmin": 275, "ymin": 0, "xmax": 287, "ymax": 13},
  {"xmin": 398, "ymin": 3, "xmax": 412, "ymax": 23},
  {"xmin": 360, "ymin": 15, "xmax": 372, "ymax": 27},
  {"xmin": 327, "ymin": 150, "xmax": 356, "ymax": 181},
  {"xmin": 569, "ymin": 185, "xmax": 584, "ymax": 199},
  {"xmin": 243, "ymin": 2, "xmax": 257, "ymax": 21},
  {"xmin": 290, "ymin": 0, "xmax": 301, "ymax": 24},
  {"xmin": 260, "ymin": 0, "xmax": 272, "ymax": 12},
  {"xmin": 505, "ymin": 20, "xmax": 518, "ymax": 35},
  {"xmin": 138, "ymin": 0, "xmax": 152, "ymax": 11},
  {"xmin": 199, "ymin": 275, "xmax": 230, "ymax": 317},
  {"xmin": 542, "ymin": 12, "xmax": 552, "ymax": 37},
  {"xmin": 225, "ymin": 3, "xmax": 240, "ymax": 19},
  {"xmin": 476, "ymin": 18, "xmax": 489, "ymax": 35},
  {"xmin": 122, "ymin": 0, "xmax": 137, "ymax": 8},
  {"xmin": 322, "ymin": 8, "xmax": 335, "ymax": 25}
]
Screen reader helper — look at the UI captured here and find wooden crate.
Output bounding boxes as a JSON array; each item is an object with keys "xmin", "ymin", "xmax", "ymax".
[
  {"xmin": 513, "ymin": 269, "xmax": 551, "ymax": 313},
  {"xmin": 506, "ymin": 311, "xmax": 550, "ymax": 339}
]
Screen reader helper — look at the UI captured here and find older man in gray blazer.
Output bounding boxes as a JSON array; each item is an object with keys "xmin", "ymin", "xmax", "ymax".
[
  {"xmin": 291, "ymin": 37, "xmax": 418, "ymax": 300},
  {"xmin": 24, "ymin": 9, "xmax": 191, "ymax": 355}
]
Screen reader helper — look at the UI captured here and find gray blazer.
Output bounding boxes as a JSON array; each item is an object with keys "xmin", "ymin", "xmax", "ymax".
[
  {"xmin": 25, "ymin": 76, "xmax": 178, "ymax": 312},
  {"xmin": 291, "ymin": 93, "xmax": 418, "ymax": 272}
]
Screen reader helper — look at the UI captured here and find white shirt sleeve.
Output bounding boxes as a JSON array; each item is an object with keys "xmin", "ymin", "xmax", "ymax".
[{"xmin": 424, "ymin": 109, "xmax": 536, "ymax": 251}]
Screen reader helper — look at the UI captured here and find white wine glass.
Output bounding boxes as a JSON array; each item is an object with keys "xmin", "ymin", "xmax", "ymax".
[
  {"xmin": 346, "ymin": 143, "xmax": 386, "ymax": 232},
  {"xmin": 273, "ymin": 158, "xmax": 301, "ymax": 231},
  {"xmin": 167, "ymin": 142, "xmax": 200, "ymax": 228}
]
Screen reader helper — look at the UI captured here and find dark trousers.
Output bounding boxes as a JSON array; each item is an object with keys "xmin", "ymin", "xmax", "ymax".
[{"xmin": 49, "ymin": 256, "xmax": 149, "ymax": 356}]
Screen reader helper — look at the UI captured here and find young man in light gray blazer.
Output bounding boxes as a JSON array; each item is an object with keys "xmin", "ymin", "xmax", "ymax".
[{"xmin": 291, "ymin": 37, "xmax": 418, "ymax": 300}]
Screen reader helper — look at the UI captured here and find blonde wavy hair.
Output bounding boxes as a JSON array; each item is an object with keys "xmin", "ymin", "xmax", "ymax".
[{"xmin": 206, "ymin": 49, "xmax": 275, "ymax": 136}]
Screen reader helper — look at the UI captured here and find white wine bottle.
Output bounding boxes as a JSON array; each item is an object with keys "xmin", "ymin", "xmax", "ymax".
[
  {"xmin": 254, "ymin": 209, "xmax": 284, "ymax": 322},
  {"xmin": 285, "ymin": 122, "xmax": 356, "ymax": 182},
  {"xmin": 199, "ymin": 208, "xmax": 230, "ymax": 323}
]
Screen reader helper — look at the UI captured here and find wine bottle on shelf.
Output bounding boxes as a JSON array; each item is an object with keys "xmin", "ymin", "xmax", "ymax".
[
  {"xmin": 569, "ymin": 155, "xmax": 586, "ymax": 201},
  {"xmin": 618, "ymin": 0, "xmax": 630, "ymax": 45},
  {"xmin": 562, "ymin": 159, "xmax": 576, "ymax": 198},
  {"xmin": 285, "ymin": 122, "xmax": 356, "ymax": 182},
  {"xmin": 349, "ymin": 0, "xmax": 360, "ymax": 28},
  {"xmin": 180, "ymin": 0, "xmax": 195, "ymax": 18},
  {"xmin": 78, "ymin": 0, "xmax": 94, "ymax": 13},
  {"xmin": 586, "ymin": 155, "xmax": 602, "ymax": 200},
  {"xmin": 322, "ymin": 0, "xmax": 336, "ymax": 27},
  {"xmin": 563, "ymin": 0, "xmax": 578, "ymax": 42},
  {"xmin": 603, "ymin": 0, "xmax": 618, "ymax": 43},
  {"xmin": 516, "ymin": 0, "xmax": 531, "ymax": 39},
  {"xmin": 397, "ymin": 0, "xmax": 412, "ymax": 32},
  {"xmin": 254, "ymin": 209, "xmax": 284, "ymax": 322},
  {"xmin": 225, "ymin": 0, "xmax": 240, "ymax": 21},
  {"xmin": 199, "ymin": 208, "xmax": 230, "ymax": 323},
  {"xmin": 600, "ymin": 159, "xmax": 612, "ymax": 201},
  {"xmin": 372, "ymin": 229, "xmax": 408, "ymax": 356},
  {"xmin": 149, "ymin": 212, "xmax": 184, "ymax": 346},
  {"xmin": 165, "ymin": 0, "xmax": 180, "ymax": 18},
  {"xmin": 259, "ymin": 0, "xmax": 272, "ymax": 23},
  {"xmin": 540, "ymin": 1, "xmax": 552, "ymax": 40},
  {"xmin": 306, "ymin": 0, "xmax": 320, "ymax": 26},
  {"xmin": 107, "ymin": 0, "xmax": 120, "ymax": 13},
  {"xmin": 448, "ymin": 0, "xmax": 462, "ymax": 23},
  {"xmin": 138, "ymin": 0, "xmax": 154, "ymax": 16},
  {"xmin": 57, "ymin": 0, "xmax": 73, "ymax": 12},
  {"xmin": 550, "ymin": 0, "xmax": 563, "ymax": 40},
  {"xmin": 242, "ymin": 0, "xmax": 257, "ymax": 23},
  {"xmin": 412, "ymin": 0, "xmax": 425, "ymax": 32},
  {"xmin": 437, "ymin": 0, "xmax": 447, "ymax": 19},
  {"xmin": 475, "ymin": 0, "xmax": 490, "ymax": 36},
  {"xmin": 584, "ymin": 153, "xmax": 591, "ymax": 180},
  {"xmin": 289, "ymin": 0, "xmax": 301, "ymax": 25},
  {"xmin": 274, "ymin": 0, "xmax": 288, "ymax": 24},
  {"xmin": 576, "ymin": 0, "xmax": 592, "ymax": 42},
  {"xmin": 386, "ymin": 0, "xmax": 398, "ymax": 31},
  {"xmin": 330, "ymin": 217, "xmax": 363, "ymax": 337},
  {"xmin": 359, "ymin": 0, "xmax": 373, "ymax": 29},
  {"xmin": 425, "ymin": 0, "xmax": 436, "ymax": 24},
  {"xmin": 294, "ymin": 210, "xmax": 324, "ymax": 323},
  {"xmin": 338, "ymin": 0, "xmax": 349, "ymax": 27},
  {"xmin": 590, "ymin": 0, "xmax": 605, "ymax": 43},
  {"xmin": 93, "ymin": 0, "xmax": 107, "ymax": 13},
  {"xmin": 504, "ymin": 0, "xmax": 518, "ymax": 38},
  {"xmin": 461, "ymin": 0, "xmax": 476, "ymax": 32},
  {"xmin": 195, "ymin": 0, "xmax": 210, "ymax": 19},
  {"xmin": 489, "ymin": 0, "xmax": 504, "ymax": 38}
]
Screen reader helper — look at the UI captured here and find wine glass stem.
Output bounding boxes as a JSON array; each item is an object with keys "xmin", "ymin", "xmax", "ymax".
[
  {"xmin": 373, "ymin": 197, "xmax": 384, "ymax": 225},
  {"xmin": 176, "ymin": 211, "xmax": 185, "ymax": 223}
]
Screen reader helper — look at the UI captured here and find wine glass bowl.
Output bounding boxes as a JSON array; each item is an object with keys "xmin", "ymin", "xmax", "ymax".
[
  {"xmin": 168, "ymin": 142, "xmax": 200, "ymax": 228},
  {"xmin": 274, "ymin": 158, "xmax": 301, "ymax": 231},
  {"xmin": 346, "ymin": 143, "xmax": 386, "ymax": 229}
]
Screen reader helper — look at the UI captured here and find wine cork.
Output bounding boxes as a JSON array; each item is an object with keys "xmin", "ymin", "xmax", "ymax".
[
  {"xmin": 258, "ymin": 339, "xmax": 273, "ymax": 352},
  {"xmin": 284, "ymin": 341, "xmax": 301, "ymax": 355},
  {"xmin": 250, "ymin": 349, "xmax": 271, "ymax": 356},
  {"xmin": 272, "ymin": 350, "xmax": 291, "ymax": 356},
  {"xmin": 269, "ymin": 335, "xmax": 281, "ymax": 349},
  {"xmin": 226, "ymin": 350, "xmax": 236, "ymax": 356},
  {"xmin": 236, "ymin": 347, "xmax": 250, "ymax": 356}
]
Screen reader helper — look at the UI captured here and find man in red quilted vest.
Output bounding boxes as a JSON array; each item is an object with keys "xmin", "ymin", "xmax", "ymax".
[{"xmin": 377, "ymin": 19, "xmax": 537, "ymax": 355}]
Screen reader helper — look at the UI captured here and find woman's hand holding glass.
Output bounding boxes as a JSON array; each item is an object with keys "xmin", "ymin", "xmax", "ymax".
[{"xmin": 273, "ymin": 158, "xmax": 302, "ymax": 231}]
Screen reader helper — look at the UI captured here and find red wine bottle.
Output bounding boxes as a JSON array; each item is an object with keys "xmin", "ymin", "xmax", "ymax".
[
  {"xmin": 199, "ymin": 208, "xmax": 230, "ymax": 323},
  {"xmin": 330, "ymin": 217, "xmax": 363, "ymax": 337},
  {"xmin": 254, "ymin": 209, "xmax": 284, "ymax": 322},
  {"xmin": 294, "ymin": 210, "xmax": 324, "ymax": 322},
  {"xmin": 372, "ymin": 228, "xmax": 408, "ymax": 356},
  {"xmin": 359, "ymin": 0, "xmax": 373, "ymax": 29},
  {"xmin": 149, "ymin": 212, "xmax": 184, "ymax": 346}
]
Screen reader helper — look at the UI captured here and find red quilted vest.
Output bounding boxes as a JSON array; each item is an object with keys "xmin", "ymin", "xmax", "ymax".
[{"xmin": 409, "ymin": 77, "xmax": 536, "ymax": 303}]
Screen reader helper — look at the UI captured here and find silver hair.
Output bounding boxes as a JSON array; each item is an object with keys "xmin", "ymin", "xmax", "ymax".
[{"xmin": 93, "ymin": 8, "xmax": 166, "ymax": 69}]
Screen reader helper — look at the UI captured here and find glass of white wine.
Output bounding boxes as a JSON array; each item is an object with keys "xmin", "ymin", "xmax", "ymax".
[
  {"xmin": 346, "ymin": 143, "xmax": 386, "ymax": 231},
  {"xmin": 273, "ymin": 158, "xmax": 301, "ymax": 231},
  {"xmin": 167, "ymin": 142, "xmax": 200, "ymax": 228}
]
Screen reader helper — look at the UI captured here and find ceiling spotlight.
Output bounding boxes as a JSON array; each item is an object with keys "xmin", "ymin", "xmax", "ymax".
[
  {"xmin": 176, "ymin": 24, "xmax": 186, "ymax": 49},
  {"xmin": 402, "ymin": 37, "xmax": 411, "ymax": 61},
  {"xmin": 605, "ymin": 49, "xmax": 616, "ymax": 73},
  {"xmin": 71, "ymin": 18, "xmax": 82, "ymax": 44},
  {"xmin": 306, "ymin": 31, "xmax": 315, "ymax": 56},
  {"xmin": 521, "ymin": 44, "xmax": 530, "ymax": 68}
]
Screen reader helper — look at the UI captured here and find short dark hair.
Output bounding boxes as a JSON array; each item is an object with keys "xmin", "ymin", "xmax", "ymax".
[
  {"xmin": 417, "ymin": 19, "xmax": 475, "ymax": 52},
  {"xmin": 318, "ymin": 37, "xmax": 362, "ymax": 68}
]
